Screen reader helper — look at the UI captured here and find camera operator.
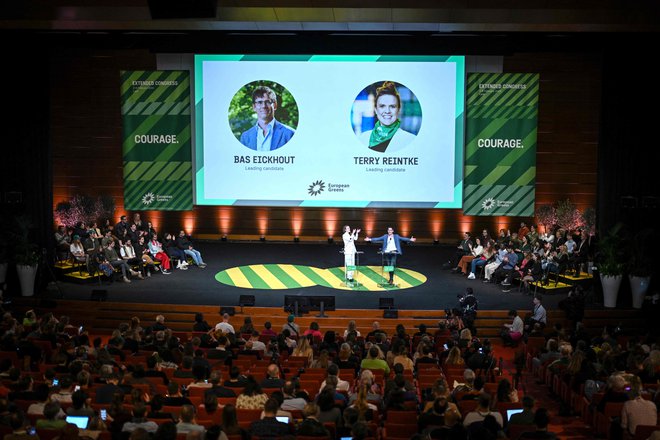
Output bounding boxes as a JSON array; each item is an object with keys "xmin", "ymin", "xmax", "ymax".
[{"xmin": 458, "ymin": 288, "xmax": 478, "ymax": 331}]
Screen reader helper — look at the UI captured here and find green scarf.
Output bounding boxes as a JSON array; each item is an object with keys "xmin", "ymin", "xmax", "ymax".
[{"xmin": 368, "ymin": 120, "xmax": 400, "ymax": 147}]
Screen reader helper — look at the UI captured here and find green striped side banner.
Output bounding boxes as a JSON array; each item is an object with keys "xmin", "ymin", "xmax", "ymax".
[
  {"xmin": 463, "ymin": 73, "xmax": 539, "ymax": 216},
  {"xmin": 121, "ymin": 71, "xmax": 193, "ymax": 211}
]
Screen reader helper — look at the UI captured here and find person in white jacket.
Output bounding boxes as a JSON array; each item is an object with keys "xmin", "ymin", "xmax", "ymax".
[{"xmin": 342, "ymin": 225, "xmax": 360, "ymax": 282}]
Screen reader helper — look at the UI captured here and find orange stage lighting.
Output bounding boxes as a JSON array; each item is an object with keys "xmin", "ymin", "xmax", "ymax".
[
  {"xmin": 183, "ymin": 216, "xmax": 195, "ymax": 235},
  {"xmin": 428, "ymin": 212, "xmax": 443, "ymax": 240},
  {"xmin": 363, "ymin": 211, "xmax": 376, "ymax": 237},
  {"xmin": 458, "ymin": 215, "xmax": 473, "ymax": 235},
  {"xmin": 256, "ymin": 208, "xmax": 269, "ymax": 236},
  {"xmin": 324, "ymin": 209, "xmax": 339, "ymax": 238},
  {"xmin": 291, "ymin": 210, "xmax": 303, "ymax": 237},
  {"xmin": 398, "ymin": 212, "xmax": 410, "ymax": 237},
  {"xmin": 497, "ymin": 216, "xmax": 509, "ymax": 234},
  {"xmin": 217, "ymin": 207, "xmax": 233, "ymax": 235}
]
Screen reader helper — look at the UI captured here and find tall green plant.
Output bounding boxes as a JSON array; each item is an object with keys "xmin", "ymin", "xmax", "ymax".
[
  {"xmin": 598, "ymin": 223, "xmax": 625, "ymax": 276},
  {"xmin": 10, "ymin": 215, "xmax": 40, "ymax": 266}
]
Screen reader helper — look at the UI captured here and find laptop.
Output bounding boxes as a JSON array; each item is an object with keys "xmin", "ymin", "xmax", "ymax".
[
  {"xmin": 65, "ymin": 416, "xmax": 89, "ymax": 429},
  {"xmin": 506, "ymin": 409, "xmax": 524, "ymax": 421}
]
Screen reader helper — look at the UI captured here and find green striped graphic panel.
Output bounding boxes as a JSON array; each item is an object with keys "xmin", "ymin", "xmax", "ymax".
[
  {"xmin": 463, "ymin": 73, "xmax": 539, "ymax": 216},
  {"xmin": 215, "ymin": 265, "xmax": 427, "ymax": 291},
  {"xmin": 121, "ymin": 70, "xmax": 192, "ymax": 211}
]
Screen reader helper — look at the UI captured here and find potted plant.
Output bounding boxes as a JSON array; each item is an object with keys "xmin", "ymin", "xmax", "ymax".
[
  {"xmin": 627, "ymin": 228, "xmax": 653, "ymax": 309},
  {"xmin": 10, "ymin": 215, "xmax": 40, "ymax": 297},
  {"xmin": 597, "ymin": 223, "xmax": 625, "ymax": 308}
]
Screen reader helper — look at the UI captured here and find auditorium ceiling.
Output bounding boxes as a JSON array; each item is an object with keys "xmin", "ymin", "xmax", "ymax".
[{"xmin": 2, "ymin": 0, "xmax": 659, "ymax": 33}]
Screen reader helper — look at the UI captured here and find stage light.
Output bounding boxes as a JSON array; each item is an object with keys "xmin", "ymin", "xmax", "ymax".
[
  {"xmin": 327, "ymin": 237, "xmax": 334, "ymax": 244},
  {"xmin": 294, "ymin": 236, "xmax": 300, "ymax": 242},
  {"xmin": 260, "ymin": 236, "xmax": 266, "ymax": 242},
  {"xmin": 433, "ymin": 239, "xmax": 440, "ymax": 245},
  {"xmin": 221, "ymin": 235, "xmax": 227, "ymax": 242}
]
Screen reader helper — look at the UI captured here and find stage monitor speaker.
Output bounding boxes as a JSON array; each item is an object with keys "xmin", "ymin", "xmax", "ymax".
[
  {"xmin": 239, "ymin": 295, "xmax": 256, "ymax": 307},
  {"xmin": 379, "ymin": 297, "xmax": 394, "ymax": 309},
  {"xmin": 90, "ymin": 289, "xmax": 108, "ymax": 302},
  {"xmin": 220, "ymin": 306, "xmax": 236, "ymax": 316},
  {"xmin": 148, "ymin": 0, "xmax": 218, "ymax": 19},
  {"xmin": 383, "ymin": 309, "xmax": 398, "ymax": 319}
]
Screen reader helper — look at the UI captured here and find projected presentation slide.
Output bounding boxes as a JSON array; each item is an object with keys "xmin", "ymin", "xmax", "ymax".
[{"xmin": 194, "ymin": 55, "xmax": 465, "ymax": 208}]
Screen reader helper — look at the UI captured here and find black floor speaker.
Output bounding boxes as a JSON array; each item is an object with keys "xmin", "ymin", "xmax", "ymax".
[{"xmin": 383, "ymin": 309, "xmax": 399, "ymax": 319}]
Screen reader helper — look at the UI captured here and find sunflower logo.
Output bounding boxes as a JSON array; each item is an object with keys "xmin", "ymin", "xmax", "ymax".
[
  {"xmin": 482, "ymin": 197, "xmax": 495, "ymax": 211},
  {"xmin": 308, "ymin": 180, "xmax": 325, "ymax": 196},
  {"xmin": 142, "ymin": 192, "xmax": 156, "ymax": 206}
]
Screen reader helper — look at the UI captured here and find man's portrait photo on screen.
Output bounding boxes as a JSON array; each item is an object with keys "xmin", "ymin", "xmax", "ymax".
[{"xmin": 229, "ymin": 80, "xmax": 298, "ymax": 152}]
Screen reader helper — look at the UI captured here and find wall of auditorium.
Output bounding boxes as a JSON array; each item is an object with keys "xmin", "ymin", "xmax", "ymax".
[{"xmin": 51, "ymin": 48, "xmax": 599, "ymax": 242}]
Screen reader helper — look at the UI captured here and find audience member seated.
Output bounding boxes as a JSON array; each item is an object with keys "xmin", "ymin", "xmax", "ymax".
[
  {"xmin": 122, "ymin": 402, "xmax": 159, "ymax": 434},
  {"xmin": 235, "ymin": 376, "xmax": 268, "ymax": 410},
  {"xmin": 249, "ymin": 398, "xmax": 293, "ymax": 437},
  {"xmin": 360, "ymin": 346, "xmax": 390, "ymax": 375},
  {"xmin": 297, "ymin": 402, "xmax": 331, "ymax": 437},
  {"xmin": 518, "ymin": 408, "xmax": 557, "ymax": 439},
  {"xmin": 463, "ymin": 394, "xmax": 503, "ymax": 429},
  {"xmin": 509, "ymin": 396, "xmax": 535, "ymax": 426},
  {"xmin": 176, "ymin": 230, "xmax": 206, "ymax": 268},
  {"xmin": 35, "ymin": 401, "xmax": 67, "ymax": 429},
  {"xmin": 220, "ymin": 404, "xmax": 248, "ymax": 440},
  {"xmin": 175, "ymin": 404, "xmax": 205, "ymax": 435}
]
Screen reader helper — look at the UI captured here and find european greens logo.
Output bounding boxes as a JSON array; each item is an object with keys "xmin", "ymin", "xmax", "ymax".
[
  {"xmin": 308, "ymin": 180, "xmax": 325, "ymax": 196},
  {"xmin": 142, "ymin": 192, "xmax": 156, "ymax": 206},
  {"xmin": 481, "ymin": 197, "xmax": 495, "ymax": 211}
]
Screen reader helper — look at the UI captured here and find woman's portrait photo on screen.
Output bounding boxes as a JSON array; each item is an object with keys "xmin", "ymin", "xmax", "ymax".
[{"xmin": 351, "ymin": 80, "xmax": 421, "ymax": 153}]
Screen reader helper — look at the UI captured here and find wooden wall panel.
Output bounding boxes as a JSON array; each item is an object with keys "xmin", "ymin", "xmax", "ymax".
[{"xmin": 51, "ymin": 49, "xmax": 600, "ymax": 240}]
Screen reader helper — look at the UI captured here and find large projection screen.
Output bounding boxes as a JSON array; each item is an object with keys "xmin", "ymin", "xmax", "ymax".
[{"xmin": 194, "ymin": 55, "xmax": 465, "ymax": 208}]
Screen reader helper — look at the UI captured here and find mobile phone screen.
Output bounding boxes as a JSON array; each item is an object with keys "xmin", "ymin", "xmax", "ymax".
[
  {"xmin": 100, "ymin": 409, "xmax": 107, "ymax": 420},
  {"xmin": 52, "ymin": 378, "xmax": 59, "ymax": 386}
]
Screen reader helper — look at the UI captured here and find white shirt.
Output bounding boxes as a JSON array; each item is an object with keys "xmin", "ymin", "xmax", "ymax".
[
  {"xmin": 385, "ymin": 235, "xmax": 397, "ymax": 253},
  {"xmin": 256, "ymin": 119, "xmax": 276, "ymax": 152},
  {"xmin": 215, "ymin": 322, "xmax": 235, "ymax": 334},
  {"xmin": 532, "ymin": 304, "xmax": 547, "ymax": 324},
  {"xmin": 510, "ymin": 316, "xmax": 524, "ymax": 333},
  {"xmin": 120, "ymin": 245, "xmax": 136, "ymax": 259},
  {"xmin": 343, "ymin": 231, "xmax": 357, "ymax": 255}
]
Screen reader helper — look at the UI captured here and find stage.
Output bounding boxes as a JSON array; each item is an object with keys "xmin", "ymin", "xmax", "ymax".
[{"xmin": 44, "ymin": 241, "xmax": 586, "ymax": 312}]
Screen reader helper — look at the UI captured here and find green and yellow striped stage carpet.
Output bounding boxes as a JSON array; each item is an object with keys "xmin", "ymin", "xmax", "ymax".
[{"xmin": 215, "ymin": 265, "xmax": 427, "ymax": 291}]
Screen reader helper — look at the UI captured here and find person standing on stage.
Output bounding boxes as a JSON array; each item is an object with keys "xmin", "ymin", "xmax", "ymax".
[
  {"xmin": 365, "ymin": 227, "xmax": 416, "ymax": 285},
  {"xmin": 342, "ymin": 225, "xmax": 361, "ymax": 283}
]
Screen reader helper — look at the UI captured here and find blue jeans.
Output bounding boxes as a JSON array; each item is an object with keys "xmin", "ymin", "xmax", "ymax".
[
  {"xmin": 471, "ymin": 258, "xmax": 487, "ymax": 274},
  {"xmin": 184, "ymin": 249, "xmax": 204, "ymax": 265}
]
